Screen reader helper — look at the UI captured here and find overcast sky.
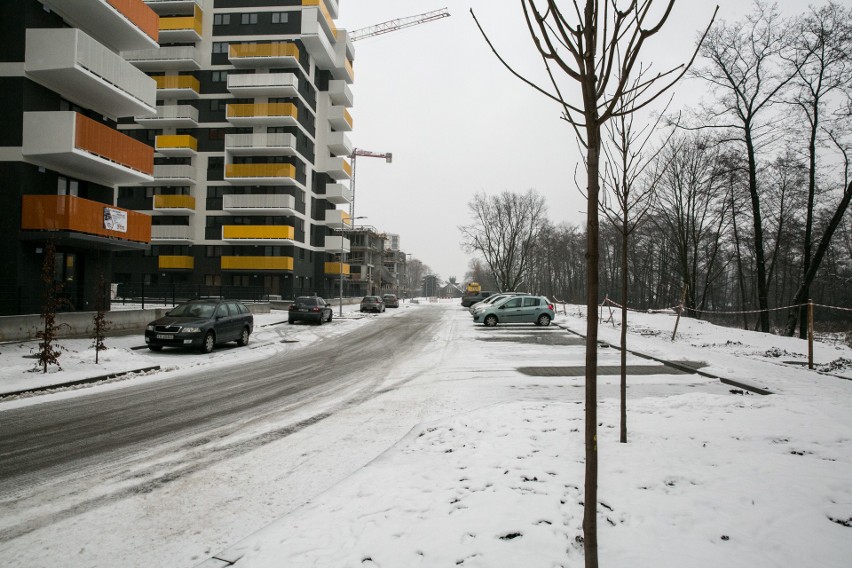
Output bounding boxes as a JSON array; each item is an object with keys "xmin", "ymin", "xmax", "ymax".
[{"xmin": 336, "ymin": 0, "xmax": 819, "ymax": 283}]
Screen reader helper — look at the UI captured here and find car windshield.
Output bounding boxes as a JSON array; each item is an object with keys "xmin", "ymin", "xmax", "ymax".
[
  {"xmin": 168, "ymin": 303, "xmax": 215, "ymax": 318},
  {"xmin": 295, "ymin": 297, "xmax": 317, "ymax": 306},
  {"xmin": 363, "ymin": 296, "xmax": 380, "ymax": 302}
]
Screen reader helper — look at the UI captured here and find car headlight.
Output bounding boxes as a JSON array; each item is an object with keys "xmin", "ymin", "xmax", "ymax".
[
  {"xmin": 146, "ymin": 325, "xmax": 154, "ymax": 331},
  {"xmin": 182, "ymin": 327, "xmax": 202, "ymax": 334}
]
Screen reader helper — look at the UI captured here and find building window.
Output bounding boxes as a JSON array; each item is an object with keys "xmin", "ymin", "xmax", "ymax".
[
  {"xmin": 212, "ymin": 42, "xmax": 229, "ymax": 54},
  {"xmin": 212, "ymin": 71, "xmax": 228, "ymax": 83},
  {"xmin": 57, "ymin": 176, "xmax": 79, "ymax": 197},
  {"xmin": 271, "ymin": 12, "xmax": 289, "ymax": 24},
  {"xmin": 213, "ymin": 14, "xmax": 230, "ymax": 26},
  {"xmin": 241, "ymin": 13, "xmax": 258, "ymax": 25}
]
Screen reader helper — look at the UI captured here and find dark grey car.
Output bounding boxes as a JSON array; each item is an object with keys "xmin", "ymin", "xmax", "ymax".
[
  {"xmin": 145, "ymin": 299, "xmax": 254, "ymax": 353},
  {"xmin": 360, "ymin": 295, "xmax": 385, "ymax": 313},
  {"xmin": 289, "ymin": 296, "xmax": 333, "ymax": 324}
]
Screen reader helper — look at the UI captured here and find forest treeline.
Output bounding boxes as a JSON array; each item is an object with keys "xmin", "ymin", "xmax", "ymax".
[{"xmin": 462, "ymin": 2, "xmax": 851, "ymax": 336}]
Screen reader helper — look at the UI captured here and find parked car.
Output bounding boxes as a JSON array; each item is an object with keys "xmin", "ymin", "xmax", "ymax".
[
  {"xmin": 461, "ymin": 290, "xmax": 495, "ymax": 308},
  {"xmin": 472, "ymin": 295, "xmax": 556, "ymax": 327},
  {"xmin": 289, "ymin": 296, "xmax": 333, "ymax": 325},
  {"xmin": 360, "ymin": 295, "xmax": 385, "ymax": 313},
  {"xmin": 145, "ymin": 299, "xmax": 254, "ymax": 353},
  {"xmin": 382, "ymin": 293, "xmax": 400, "ymax": 308},
  {"xmin": 469, "ymin": 292, "xmax": 530, "ymax": 314}
]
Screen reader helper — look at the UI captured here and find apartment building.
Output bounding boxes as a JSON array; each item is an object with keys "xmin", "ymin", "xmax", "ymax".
[
  {"xmin": 113, "ymin": 0, "xmax": 355, "ymax": 301},
  {"xmin": 0, "ymin": 0, "xmax": 159, "ymax": 315}
]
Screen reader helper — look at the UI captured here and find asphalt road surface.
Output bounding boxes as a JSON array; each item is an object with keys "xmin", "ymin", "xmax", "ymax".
[{"xmin": 0, "ymin": 306, "xmax": 446, "ymax": 541}]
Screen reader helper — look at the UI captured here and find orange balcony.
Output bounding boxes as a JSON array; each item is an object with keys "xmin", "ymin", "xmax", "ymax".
[
  {"xmin": 158, "ymin": 255, "xmax": 194, "ymax": 270},
  {"xmin": 23, "ymin": 111, "xmax": 153, "ymax": 185},
  {"xmin": 324, "ymin": 262, "xmax": 350, "ymax": 276},
  {"xmin": 21, "ymin": 195, "xmax": 151, "ymax": 246},
  {"xmin": 221, "ymin": 256, "xmax": 294, "ymax": 271}
]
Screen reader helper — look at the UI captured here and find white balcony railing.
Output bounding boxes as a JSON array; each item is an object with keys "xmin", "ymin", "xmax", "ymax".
[
  {"xmin": 151, "ymin": 225, "xmax": 194, "ymax": 241},
  {"xmin": 25, "ymin": 28, "xmax": 156, "ymax": 119}
]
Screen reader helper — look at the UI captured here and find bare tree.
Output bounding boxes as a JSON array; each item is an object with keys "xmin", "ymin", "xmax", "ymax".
[
  {"xmin": 692, "ymin": 1, "xmax": 801, "ymax": 332},
  {"xmin": 471, "ymin": 1, "xmax": 715, "ymax": 563},
  {"xmin": 601, "ymin": 87, "xmax": 671, "ymax": 444},
  {"xmin": 653, "ymin": 134, "xmax": 730, "ymax": 317},
  {"xmin": 783, "ymin": 1, "xmax": 852, "ymax": 336},
  {"xmin": 459, "ymin": 189, "xmax": 547, "ymax": 292},
  {"xmin": 34, "ymin": 239, "xmax": 67, "ymax": 373}
]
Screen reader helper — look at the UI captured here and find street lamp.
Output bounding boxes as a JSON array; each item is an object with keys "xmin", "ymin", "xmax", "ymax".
[{"xmin": 339, "ymin": 216, "xmax": 367, "ymax": 317}]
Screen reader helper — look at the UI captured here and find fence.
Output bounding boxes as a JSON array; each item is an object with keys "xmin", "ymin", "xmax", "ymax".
[{"xmin": 596, "ymin": 295, "xmax": 852, "ymax": 371}]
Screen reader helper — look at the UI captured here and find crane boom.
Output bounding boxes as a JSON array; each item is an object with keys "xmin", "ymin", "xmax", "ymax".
[{"xmin": 350, "ymin": 8, "xmax": 450, "ymax": 42}]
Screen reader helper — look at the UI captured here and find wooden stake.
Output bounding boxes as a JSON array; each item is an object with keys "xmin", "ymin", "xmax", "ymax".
[{"xmin": 808, "ymin": 299, "xmax": 814, "ymax": 370}]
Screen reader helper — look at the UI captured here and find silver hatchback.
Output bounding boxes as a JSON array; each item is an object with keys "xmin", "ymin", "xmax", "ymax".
[{"xmin": 472, "ymin": 295, "xmax": 556, "ymax": 327}]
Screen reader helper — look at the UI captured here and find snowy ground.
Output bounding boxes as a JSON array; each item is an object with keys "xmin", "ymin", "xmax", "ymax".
[{"xmin": 1, "ymin": 301, "xmax": 851, "ymax": 567}]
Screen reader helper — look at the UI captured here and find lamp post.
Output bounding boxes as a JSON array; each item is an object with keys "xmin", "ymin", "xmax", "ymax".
[{"xmin": 339, "ymin": 216, "xmax": 367, "ymax": 317}]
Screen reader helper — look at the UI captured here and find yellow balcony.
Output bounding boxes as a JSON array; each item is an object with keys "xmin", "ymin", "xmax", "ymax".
[
  {"xmin": 155, "ymin": 134, "xmax": 197, "ymax": 156},
  {"xmin": 159, "ymin": 5, "xmax": 203, "ymax": 42},
  {"xmin": 328, "ymin": 106, "xmax": 352, "ymax": 131},
  {"xmin": 153, "ymin": 75, "xmax": 200, "ymax": 98},
  {"xmin": 221, "ymin": 256, "xmax": 294, "ymax": 271},
  {"xmin": 226, "ymin": 102, "xmax": 298, "ymax": 127},
  {"xmin": 225, "ymin": 163, "xmax": 297, "ymax": 185},
  {"xmin": 153, "ymin": 194, "xmax": 195, "ymax": 213},
  {"xmin": 324, "ymin": 262, "xmax": 350, "ymax": 276},
  {"xmin": 229, "ymin": 42, "xmax": 300, "ymax": 67},
  {"xmin": 222, "ymin": 225, "xmax": 295, "ymax": 241},
  {"xmin": 302, "ymin": 0, "xmax": 338, "ymax": 40},
  {"xmin": 158, "ymin": 255, "xmax": 194, "ymax": 270}
]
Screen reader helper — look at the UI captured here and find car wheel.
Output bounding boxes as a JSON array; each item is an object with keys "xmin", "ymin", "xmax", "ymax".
[
  {"xmin": 148, "ymin": 345, "xmax": 162, "ymax": 352},
  {"xmin": 289, "ymin": 317, "xmax": 296, "ymax": 324},
  {"xmin": 326, "ymin": 311, "xmax": 333, "ymax": 322},
  {"xmin": 484, "ymin": 315, "xmax": 498, "ymax": 327},
  {"xmin": 316, "ymin": 314, "xmax": 324, "ymax": 325},
  {"xmin": 537, "ymin": 314, "xmax": 552, "ymax": 327},
  {"xmin": 200, "ymin": 331, "xmax": 215, "ymax": 354},
  {"xmin": 237, "ymin": 327, "xmax": 250, "ymax": 346}
]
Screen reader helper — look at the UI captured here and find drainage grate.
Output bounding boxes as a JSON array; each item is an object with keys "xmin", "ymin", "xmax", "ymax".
[{"xmin": 517, "ymin": 364, "xmax": 691, "ymax": 377}]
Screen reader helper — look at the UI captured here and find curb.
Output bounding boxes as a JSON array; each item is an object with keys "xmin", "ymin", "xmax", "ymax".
[{"xmin": 0, "ymin": 366, "xmax": 161, "ymax": 398}]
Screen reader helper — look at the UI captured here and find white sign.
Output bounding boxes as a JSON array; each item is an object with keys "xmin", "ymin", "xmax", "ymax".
[{"xmin": 104, "ymin": 207, "xmax": 128, "ymax": 233}]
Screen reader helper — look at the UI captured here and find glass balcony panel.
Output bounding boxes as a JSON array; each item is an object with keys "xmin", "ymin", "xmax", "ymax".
[
  {"xmin": 151, "ymin": 225, "xmax": 193, "ymax": 241},
  {"xmin": 222, "ymin": 194, "xmax": 296, "ymax": 214},
  {"xmin": 123, "ymin": 45, "xmax": 201, "ymax": 71}
]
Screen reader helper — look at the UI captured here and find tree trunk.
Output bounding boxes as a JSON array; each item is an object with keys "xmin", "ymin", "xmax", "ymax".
[
  {"xmin": 620, "ymin": 216, "xmax": 628, "ymax": 444},
  {"xmin": 745, "ymin": 132, "xmax": 771, "ymax": 332}
]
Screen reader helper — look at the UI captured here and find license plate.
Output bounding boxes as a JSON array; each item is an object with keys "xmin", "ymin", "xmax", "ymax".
[{"xmin": 156, "ymin": 334, "xmax": 173, "ymax": 340}]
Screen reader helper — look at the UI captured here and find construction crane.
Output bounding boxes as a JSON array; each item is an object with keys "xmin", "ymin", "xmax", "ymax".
[
  {"xmin": 349, "ymin": 148, "xmax": 392, "ymax": 220},
  {"xmin": 350, "ymin": 8, "xmax": 450, "ymax": 42}
]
